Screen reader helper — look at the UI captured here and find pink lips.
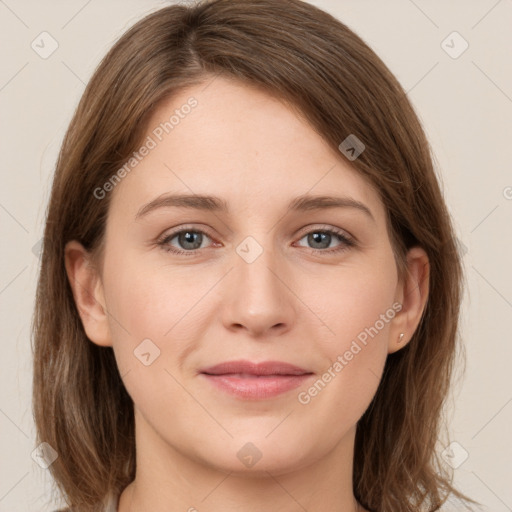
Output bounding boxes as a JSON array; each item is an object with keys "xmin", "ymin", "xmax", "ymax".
[{"xmin": 199, "ymin": 360, "xmax": 314, "ymax": 400}]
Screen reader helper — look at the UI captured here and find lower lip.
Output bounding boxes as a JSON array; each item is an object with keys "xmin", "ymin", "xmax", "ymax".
[{"xmin": 201, "ymin": 373, "xmax": 314, "ymax": 399}]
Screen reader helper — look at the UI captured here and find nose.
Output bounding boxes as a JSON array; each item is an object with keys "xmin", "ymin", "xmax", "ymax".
[{"xmin": 220, "ymin": 241, "xmax": 297, "ymax": 338}]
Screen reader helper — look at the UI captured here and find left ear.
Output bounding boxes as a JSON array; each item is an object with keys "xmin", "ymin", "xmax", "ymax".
[{"xmin": 388, "ymin": 246, "xmax": 430, "ymax": 354}]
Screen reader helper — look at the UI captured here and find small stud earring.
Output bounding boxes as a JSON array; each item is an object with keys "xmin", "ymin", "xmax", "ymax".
[{"xmin": 398, "ymin": 333, "xmax": 404, "ymax": 343}]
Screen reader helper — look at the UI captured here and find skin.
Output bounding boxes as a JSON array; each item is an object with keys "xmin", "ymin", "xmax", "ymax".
[{"xmin": 65, "ymin": 75, "xmax": 429, "ymax": 512}]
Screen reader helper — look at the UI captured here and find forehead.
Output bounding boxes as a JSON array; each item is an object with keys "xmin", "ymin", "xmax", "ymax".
[{"xmin": 109, "ymin": 76, "xmax": 385, "ymax": 223}]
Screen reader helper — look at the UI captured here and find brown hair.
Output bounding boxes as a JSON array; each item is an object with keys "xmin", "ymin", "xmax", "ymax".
[{"xmin": 32, "ymin": 1, "xmax": 480, "ymax": 510}]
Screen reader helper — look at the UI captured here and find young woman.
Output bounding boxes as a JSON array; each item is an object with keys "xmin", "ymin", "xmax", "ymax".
[{"xmin": 32, "ymin": 0, "xmax": 482, "ymax": 511}]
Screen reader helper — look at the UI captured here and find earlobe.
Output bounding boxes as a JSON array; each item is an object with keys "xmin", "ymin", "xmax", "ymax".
[
  {"xmin": 388, "ymin": 246, "xmax": 430, "ymax": 354},
  {"xmin": 64, "ymin": 240, "xmax": 112, "ymax": 347}
]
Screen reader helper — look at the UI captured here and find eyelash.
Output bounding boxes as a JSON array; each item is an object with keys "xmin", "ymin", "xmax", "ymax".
[{"xmin": 156, "ymin": 225, "xmax": 356, "ymax": 256}]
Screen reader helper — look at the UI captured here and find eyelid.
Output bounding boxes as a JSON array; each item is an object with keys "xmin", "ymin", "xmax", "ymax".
[
  {"xmin": 294, "ymin": 223, "xmax": 354, "ymax": 241},
  {"xmin": 158, "ymin": 224, "xmax": 354, "ymax": 243},
  {"xmin": 157, "ymin": 223, "xmax": 216, "ymax": 240}
]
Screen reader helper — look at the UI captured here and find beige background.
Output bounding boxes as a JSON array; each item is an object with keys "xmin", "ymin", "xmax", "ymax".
[{"xmin": 0, "ymin": 0, "xmax": 511, "ymax": 510}]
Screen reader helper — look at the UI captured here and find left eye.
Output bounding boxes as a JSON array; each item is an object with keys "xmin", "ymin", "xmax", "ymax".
[{"xmin": 295, "ymin": 229, "xmax": 353, "ymax": 251}]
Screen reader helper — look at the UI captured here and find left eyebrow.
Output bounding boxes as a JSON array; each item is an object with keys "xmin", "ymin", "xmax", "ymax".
[
  {"xmin": 288, "ymin": 194, "xmax": 375, "ymax": 223},
  {"xmin": 135, "ymin": 193, "xmax": 375, "ymax": 223}
]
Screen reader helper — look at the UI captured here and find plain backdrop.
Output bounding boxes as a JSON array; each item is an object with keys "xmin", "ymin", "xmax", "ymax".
[{"xmin": 0, "ymin": 1, "xmax": 511, "ymax": 511}]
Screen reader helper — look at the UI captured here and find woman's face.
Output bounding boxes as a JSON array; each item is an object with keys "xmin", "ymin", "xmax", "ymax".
[{"xmin": 71, "ymin": 76, "xmax": 426, "ymax": 476}]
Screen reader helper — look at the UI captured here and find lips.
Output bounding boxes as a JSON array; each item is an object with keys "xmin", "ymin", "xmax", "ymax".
[
  {"xmin": 199, "ymin": 360, "xmax": 314, "ymax": 400},
  {"xmin": 200, "ymin": 360, "xmax": 312, "ymax": 377}
]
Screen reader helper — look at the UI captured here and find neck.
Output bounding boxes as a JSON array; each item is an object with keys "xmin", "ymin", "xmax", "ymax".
[{"xmin": 118, "ymin": 409, "xmax": 365, "ymax": 512}]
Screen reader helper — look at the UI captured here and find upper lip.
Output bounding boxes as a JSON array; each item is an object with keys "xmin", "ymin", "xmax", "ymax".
[{"xmin": 200, "ymin": 360, "xmax": 312, "ymax": 376}]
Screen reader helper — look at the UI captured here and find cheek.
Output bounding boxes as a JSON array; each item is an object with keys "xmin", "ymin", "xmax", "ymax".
[
  {"xmin": 101, "ymin": 250, "xmax": 216, "ymax": 369},
  {"xmin": 297, "ymin": 260, "xmax": 396, "ymax": 412},
  {"xmin": 102, "ymin": 257, "xmax": 205, "ymax": 423},
  {"xmin": 303, "ymin": 256, "xmax": 397, "ymax": 347}
]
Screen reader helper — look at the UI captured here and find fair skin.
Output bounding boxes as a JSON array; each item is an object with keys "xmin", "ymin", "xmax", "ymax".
[{"xmin": 65, "ymin": 76, "xmax": 429, "ymax": 512}]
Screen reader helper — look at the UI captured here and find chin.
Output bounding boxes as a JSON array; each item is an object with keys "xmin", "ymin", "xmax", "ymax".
[{"xmin": 194, "ymin": 436, "xmax": 314, "ymax": 476}]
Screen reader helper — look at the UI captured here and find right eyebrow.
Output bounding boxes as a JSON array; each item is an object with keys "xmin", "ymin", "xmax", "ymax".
[{"xmin": 135, "ymin": 193, "xmax": 229, "ymax": 220}]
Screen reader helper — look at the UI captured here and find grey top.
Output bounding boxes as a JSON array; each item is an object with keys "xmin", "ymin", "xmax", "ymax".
[
  {"xmin": 53, "ymin": 492, "xmax": 119, "ymax": 512},
  {"xmin": 55, "ymin": 492, "xmax": 492, "ymax": 511},
  {"xmin": 105, "ymin": 492, "xmax": 119, "ymax": 512}
]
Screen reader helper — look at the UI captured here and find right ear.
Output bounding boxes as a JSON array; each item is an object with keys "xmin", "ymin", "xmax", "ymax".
[{"xmin": 64, "ymin": 240, "xmax": 112, "ymax": 347}]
